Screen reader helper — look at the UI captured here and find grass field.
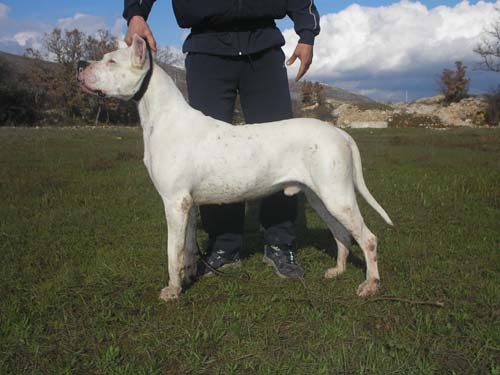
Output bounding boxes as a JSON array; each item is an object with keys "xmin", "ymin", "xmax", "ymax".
[{"xmin": 0, "ymin": 126, "xmax": 499, "ymax": 374}]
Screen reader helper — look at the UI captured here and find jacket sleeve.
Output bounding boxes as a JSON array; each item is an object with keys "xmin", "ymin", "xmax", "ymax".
[
  {"xmin": 123, "ymin": 0, "xmax": 156, "ymax": 24},
  {"xmin": 287, "ymin": 0, "xmax": 320, "ymax": 45}
]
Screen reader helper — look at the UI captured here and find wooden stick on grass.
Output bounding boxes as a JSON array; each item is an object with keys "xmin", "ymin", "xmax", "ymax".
[{"xmin": 366, "ymin": 296, "xmax": 445, "ymax": 307}]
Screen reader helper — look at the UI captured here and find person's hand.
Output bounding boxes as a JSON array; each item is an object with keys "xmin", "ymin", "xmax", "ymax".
[
  {"xmin": 286, "ymin": 43, "xmax": 313, "ymax": 81},
  {"xmin": 125, "ymin": 16, "xmax": 157, "ymax": 52}
]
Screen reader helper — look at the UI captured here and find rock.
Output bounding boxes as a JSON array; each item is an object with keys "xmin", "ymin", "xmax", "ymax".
[
  {"xmin": 435, "ymin": 97, "xmax": 488, "ymax": 127},
  {"xmin": 331, "ymin": 95, "xmax": 488, "ymax": 128},
  {"xmin": 348, "ymin": 121, "xmax": 388, "ymax": 129},
  {"xmin": 333, "ymin": 104, "xmax": 390, "ymax": 126},
  {"xmin": 302, "ymin": 103, "xmax": 319, "ymax": 111},
  {"xmin": 415, "ymin": 95, "xmax": 445, "ymax": 105}
]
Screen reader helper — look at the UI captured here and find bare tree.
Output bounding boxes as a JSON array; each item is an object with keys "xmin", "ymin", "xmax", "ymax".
[
  {"xmin": 301, "ymin": 81, "xmax": 313, "ymax": 105},
  {"xmin": 23, "ymin": 28, "xmax": 102, "ymax": 122},
  {"xmin": 45, "ymin": 28, "xmax": 85, "ymax": 67},
  {"xmin": 24, "ymin": 47, "xmax": 43, "ymax": 60},
  {"xmin": 156, "ymin": 45, "xmax": 186, "ymax": 72},
  {"xmin": 84, "ymin": 29, "xmax": 118, "ymax": 61},
  {"xmin": 474, "ymin": 10, "xmax": 500, "ymax": 72},
  {"xmin": 21, "ymin": 27, "xmax": 138, "ymax": 126},
  {"xmin": 313, "ymin": 81, "xmax": 325, "ymax": 105},
  {"xmin": 82, "ymin": 30, "xmax": 119, "ymax": 125},
  {"xmin": 21, "ymin": 53, "xmax": 52, "ymax": 108}
]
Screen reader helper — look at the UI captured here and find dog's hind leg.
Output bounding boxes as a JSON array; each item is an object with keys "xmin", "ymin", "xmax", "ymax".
[
  {"xmin": 304, "ymin": 189, "xmax": 352, "ymax": 279},
  {"xmin": 355, "ymin": 227, "xmax": 380, "ymax": 297},
  {"xmin": 310, "ymin": 187, "xmax": 380, "ymax": 297},
  {"xmin": 159, "ymin": 194, "xmax": 192, "ymax": 301}
]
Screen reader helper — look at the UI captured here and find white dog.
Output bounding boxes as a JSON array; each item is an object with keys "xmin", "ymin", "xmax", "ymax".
[{"xmin": 78, "ymin": 35, "xmax": 393, "ymax": 301}]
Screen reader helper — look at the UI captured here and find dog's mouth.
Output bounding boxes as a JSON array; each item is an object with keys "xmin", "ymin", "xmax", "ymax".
[
  {"xmin": 77, "ymin": 70, "xmax": 107, "ymax": 98},
  {"xmin": 79, "ymin": 80, "xmax": 106, "ymax": 98}
]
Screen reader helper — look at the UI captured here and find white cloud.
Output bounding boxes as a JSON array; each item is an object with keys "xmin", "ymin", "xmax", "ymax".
[
  {"xmin": 14, "ymin": 31, "xmax": 39, "ymax": 46},
  {"xmin": 0, "ymin": 3, "xmax": 9, "ymax": 21},
  {"xmin": 111, "ymin": 18, "xmax": 127, "ymax": 37},
  {"xmin": 0, "ymin": 10, "xmax": 127, "ymax": 57},
  {"xmin": 56, "ymin": 13, "xmax": 107, "ymax": 35},
  {"xmin": 283, "ymin": 0, "xmax": 500, "ymax": 100},
  {"xmin": 0, "ymin": 3, "xmax": 49, "ymax": 55}
]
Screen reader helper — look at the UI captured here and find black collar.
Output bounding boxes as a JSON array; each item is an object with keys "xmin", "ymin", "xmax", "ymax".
[{"xmin": 132, "ymin": 43, "xmax": 154, "ymax": 102}]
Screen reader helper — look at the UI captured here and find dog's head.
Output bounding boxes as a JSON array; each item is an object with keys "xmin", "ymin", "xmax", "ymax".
[{"xmin": 77, "ymin": 34, "xmax": 151, "ymax": 100}]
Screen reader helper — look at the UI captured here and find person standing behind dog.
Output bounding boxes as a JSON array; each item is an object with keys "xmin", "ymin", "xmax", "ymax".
[{"xmin": 123, "ymin": 0, "xmax": 320, "ymax": 279}]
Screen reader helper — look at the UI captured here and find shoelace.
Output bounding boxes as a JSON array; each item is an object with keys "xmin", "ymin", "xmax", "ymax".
[
  {"xmin": 287, "ymin": 251, "xmax": 297, "ymax": 265},
  {"xmin": 211, "ymin": 250, "xmax": 226, "ymax": 263},
  {"xmin": 270, "ymin": 245, "xmax": 297, "ymax": 265}
]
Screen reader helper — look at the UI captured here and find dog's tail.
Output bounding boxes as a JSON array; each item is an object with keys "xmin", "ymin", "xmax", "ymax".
[{"xmin": 348, "ymin": 135, "xmax": 394, "ymax": 226}]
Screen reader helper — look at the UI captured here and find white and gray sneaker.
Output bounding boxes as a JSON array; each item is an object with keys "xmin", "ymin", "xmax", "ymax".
[
  {"xmin": 263, "ymin": 244, "xmax": 304, "ymax": 279},
  {"xmin": 197, "ymin": 249, "xmax": 241, "ymax": 277}
]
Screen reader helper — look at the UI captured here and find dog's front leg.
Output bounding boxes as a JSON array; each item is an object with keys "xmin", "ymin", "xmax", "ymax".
[
  {"xmin": 183, "ymin": 206, "xmax": 198, "ymax": 283},
  {"xmin": 159, "ymin": 195, "xmax": 192, "ymax": 301}
]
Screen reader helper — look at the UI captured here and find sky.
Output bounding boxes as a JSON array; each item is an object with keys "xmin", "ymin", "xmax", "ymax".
[{"xmin": 0, "ymin": 0, "xmax": 499, "ymax": 101}]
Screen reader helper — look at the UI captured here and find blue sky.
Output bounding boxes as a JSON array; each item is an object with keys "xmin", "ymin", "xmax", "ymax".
[
  {"xmin": 1, "ymin": 0, "xmax": 499, "ymax": 101},
  {"xmin": 2, "ymin": 0, "xmax": 491, "ymax": 47}
]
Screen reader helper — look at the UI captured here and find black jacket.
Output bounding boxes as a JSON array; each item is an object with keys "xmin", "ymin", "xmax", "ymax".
[{"xmin": 123, "ymin": 0, "xmax": 320, "ymax": 56}]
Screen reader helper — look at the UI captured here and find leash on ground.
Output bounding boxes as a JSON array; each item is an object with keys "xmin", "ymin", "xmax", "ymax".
[
  {"xmin": 194, "ymin": 252, "xmax": 445, "ymax": 308},
  {"xmin": 195, "ymin": 244, "xmax": 444, "ymax": 308},
  {"xmin": 196, "ymin": 244, "xmax": 319, "ymax": 309}
]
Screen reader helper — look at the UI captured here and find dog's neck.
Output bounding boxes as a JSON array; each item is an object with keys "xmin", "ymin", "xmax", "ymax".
[{"xmin": 136, "ymin": 65, "xmax": 190, "ymax": 131}]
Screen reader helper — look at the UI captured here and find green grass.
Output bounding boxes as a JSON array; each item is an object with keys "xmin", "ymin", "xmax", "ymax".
[{"xmin": 1, "ymin": 126, "xmax": 499, "ymax": 374}]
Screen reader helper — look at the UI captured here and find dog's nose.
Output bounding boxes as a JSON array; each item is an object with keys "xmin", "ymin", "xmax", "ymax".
[{"xmin": 77, "ymin": 60, "xmax": 90, "ymax": 72}]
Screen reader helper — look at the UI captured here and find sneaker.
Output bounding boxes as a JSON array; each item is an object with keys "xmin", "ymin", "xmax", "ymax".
[
  {"xmin": 263, "ymin": 244, "xmax": 304, "ymax": 279},
  {"xmin": 197, "ymin": 249, "xmax": 241, "ymax": 277}
]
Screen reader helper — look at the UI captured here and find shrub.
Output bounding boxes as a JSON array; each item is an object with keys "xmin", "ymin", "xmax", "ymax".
[
  {"xmin": 485, "ymin": 86, "xmax": 500, "ymax": 126},
  {"xmin": 354, "ymin": 102, "xmax": 393, "ymax": 111},
  {"xmin": 388, "ymin": 113, "xmax": 443, "ymax": 128}
]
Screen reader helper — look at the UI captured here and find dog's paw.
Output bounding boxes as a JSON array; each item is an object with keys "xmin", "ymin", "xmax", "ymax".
[
  {"xmin": 159, "ymin": 286, "xmax": 182, "ymax": 301},
  {"xmin": 356, "ymin": 279, "xmax": 380, "ymax": 297},
  {"xmin": 324, "ymin": 267, "xmax": 345, "ymax": 279}
]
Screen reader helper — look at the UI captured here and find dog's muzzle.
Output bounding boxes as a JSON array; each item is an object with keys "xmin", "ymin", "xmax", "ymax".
[{"xmin": 77, "ymin": 60, "xmax": 106, "ymax": 98}]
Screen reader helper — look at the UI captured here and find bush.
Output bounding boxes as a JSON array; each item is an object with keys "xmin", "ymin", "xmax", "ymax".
[
  {"xmin": 0, "ymin": 85, "xmax": 40, "ymax": 126},
  {"xmin": 354, "ymin": 102, "xmax": 393, "ymax": 111},
  {"xmin": 388, "ymin": 113, "xmax": 443, "ymax": 128},
  {"xmin": 485, "ymin": 87, "xmax": 500, "ymax": 126}
]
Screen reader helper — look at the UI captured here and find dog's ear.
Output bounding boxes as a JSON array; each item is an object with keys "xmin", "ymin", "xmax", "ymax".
[{"xmin": 131, "ymin": 34, "xmax": 148, "ymax": 68}]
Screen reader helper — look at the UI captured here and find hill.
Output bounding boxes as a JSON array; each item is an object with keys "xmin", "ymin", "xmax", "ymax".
[
  {"xmin": 0, "ymin": 50, "xmax": 374, "ymax": 126},
  {"xmin": 288, "ymin": 80, "xmax": 374, "ymax": 104}
]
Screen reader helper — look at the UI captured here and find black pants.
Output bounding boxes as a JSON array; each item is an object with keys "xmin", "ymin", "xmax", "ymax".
[{"xmin": 185, "ymin": 47, "xmax": 298, "ymax": 254}]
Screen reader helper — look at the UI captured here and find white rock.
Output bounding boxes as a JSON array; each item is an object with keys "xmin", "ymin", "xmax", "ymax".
[{"xmin": 349, "ymin": 121, "xmax": 388, "ymax": 129}]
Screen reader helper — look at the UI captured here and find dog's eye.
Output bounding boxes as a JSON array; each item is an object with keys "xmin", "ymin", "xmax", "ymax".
[{"xmin": 108, "ymin": 59, "xmax": 116, "ymax": 64}]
